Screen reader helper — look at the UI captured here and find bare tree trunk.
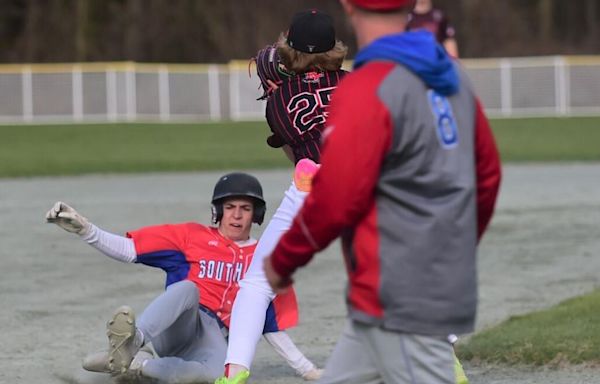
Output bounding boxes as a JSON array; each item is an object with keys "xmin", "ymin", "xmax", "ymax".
[
  {"xmin": 585, "ymin": 0, "xmax": 598, "ymax": 43},
  {"xmin": 460, "ymin": 0, "xmax": 481, "ymax": 57},
  {"xmin": 125, "ymin": 0, "xmax": 143, "ymax": 60},
  {"xmin": 76, "ymin": 0, "xmax": 89, "ymax": 62},
  {"xmin": 538, "ymin": 0, "xmax": 553, "ymax": 44},
  {"xmin": 23, "ymin": 0, "xmax": 39, "ymax": 62}
]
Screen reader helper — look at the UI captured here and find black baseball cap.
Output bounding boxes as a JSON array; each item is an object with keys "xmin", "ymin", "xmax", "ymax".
[{"xmin": 286, "ymin": 9, "xmax": 336, "ymax": 54}]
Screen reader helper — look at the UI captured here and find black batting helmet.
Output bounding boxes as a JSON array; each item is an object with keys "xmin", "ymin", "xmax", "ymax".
[{"xmin": 211, "ymin": 172, "xmax": 266, "ymax": 225}]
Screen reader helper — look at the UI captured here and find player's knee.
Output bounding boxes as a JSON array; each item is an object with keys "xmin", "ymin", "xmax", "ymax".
[
  {"xmin": 168, "ymin": 280, "xmax": 198, "ymax": 303},
  {"xmin": 239, "ymin": 279, "xmax": 275, "ymax": 299}
]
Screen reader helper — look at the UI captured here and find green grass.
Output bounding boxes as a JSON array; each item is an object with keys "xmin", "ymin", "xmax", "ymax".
[
  {"xmin": 492, "ymin": 117, "xmax": 600, "ymax": 162},
  {"xmin": 1, "ymin": 116, "xmax": 599, "ymax": 177},
  {"xmin": 1, "ymin": 121, "xmax": 289, "ymax": 177},
  {"xmin": 457, "ymin": 289, "xmax": 600, "ymax": 366}
]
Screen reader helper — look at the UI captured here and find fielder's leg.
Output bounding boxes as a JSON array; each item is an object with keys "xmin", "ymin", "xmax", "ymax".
[{"xmin": 224, "ymin": 179, "xmax": 309, "ymax": 378}]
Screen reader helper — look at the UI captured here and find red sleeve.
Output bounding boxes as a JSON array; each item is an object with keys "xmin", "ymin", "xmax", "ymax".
[
  {"xmin": 126, "ymin": 223, "xmax": 189, "ymax": 255},
  {"xmin": 270, "ymin": 64, "xmax": 395, "ymax": 279},
  {"xmin": 474, "ymin": 99, "xmax": 502, "ymax": 240}
]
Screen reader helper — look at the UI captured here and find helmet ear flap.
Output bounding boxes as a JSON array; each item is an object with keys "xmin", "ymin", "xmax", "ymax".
[
  {"xmin": 211, "ymin": 203, "xmax": 223, "ymax": 224},
  {"xmin": 253, "ymin": 204, "xmax": 266, "ymax": 225}
]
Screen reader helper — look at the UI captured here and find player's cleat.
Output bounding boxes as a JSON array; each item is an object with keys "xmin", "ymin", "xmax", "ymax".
[
  {"xmin": 106, "ymin": 305, "xmax": 141, "ymax": 374},
  {"xmin": 82, "ymin": 344, "xmax": 154, "ymax": 375},
  {"xmin": 454, "ymin": 353, "xmax": 469, "ymax": 384},
  {"xmin": 301, "ymin": 367, "xmax": 323, "ymax": 381},
  {"xmin": 294, "ymin": 158, "xmax": 320, "ymax": 193},
  {"xmin": 82, "ymin": 350, "xmax": 111, "ymax": 373},
  {"xmin": 214, "ymin": 370, "xmax": 250, "ymax": 384}
]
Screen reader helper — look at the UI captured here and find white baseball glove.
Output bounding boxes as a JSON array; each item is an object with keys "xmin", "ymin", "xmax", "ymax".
[{"xmin": 46, "ymin": 201, "xmax": 91, "ymax": 236}]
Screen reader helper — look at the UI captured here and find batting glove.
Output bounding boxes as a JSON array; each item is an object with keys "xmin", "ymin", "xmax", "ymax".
[
  {"xmin": 302, "ymin": 368, "xmax": 323, "ymax": 381},
  {"xmin": 46, "ymin": 201, "xmax": 91, "ymax": 236}
]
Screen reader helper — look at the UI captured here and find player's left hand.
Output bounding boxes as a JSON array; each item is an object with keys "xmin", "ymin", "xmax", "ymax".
[
  {"xmin": 263, "ymin": 256, "xmax": 293, "ymax": 294},
  {"xmin": 45, "ymin": 201, "xmax": 91, "ymax": 236},
  {"xmin": 266, "ymin": 79, "xmax": 280, "ymax": 91}
]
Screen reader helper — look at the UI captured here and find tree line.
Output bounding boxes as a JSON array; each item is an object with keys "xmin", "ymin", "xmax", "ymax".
[{"xmin": 0, "ymin": 0, "xmax": 598, "ymax": 63}]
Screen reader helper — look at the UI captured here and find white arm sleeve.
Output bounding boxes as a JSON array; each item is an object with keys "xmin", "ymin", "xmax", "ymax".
[
  {"xmin": 80, "ymin": 224, "xmax": 137, "ymax": 263},
  {"xmin": 263, "ymin": 331, "xmax": 316, "ymax": 376}
]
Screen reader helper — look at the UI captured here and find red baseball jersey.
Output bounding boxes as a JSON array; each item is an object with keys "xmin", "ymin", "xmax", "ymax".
[
  {"xmin": 265, "ymin": 69, "xmax": 348, "ymax": 163},
  {"xmin": 127, "ymin": 223, "xmax": 298, "ymax": 331}
]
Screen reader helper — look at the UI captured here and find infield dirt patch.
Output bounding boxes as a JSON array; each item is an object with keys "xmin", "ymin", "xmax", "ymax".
[{"xmin": 1, "ymin": 164, "xmax": 599, "ymax": 383}]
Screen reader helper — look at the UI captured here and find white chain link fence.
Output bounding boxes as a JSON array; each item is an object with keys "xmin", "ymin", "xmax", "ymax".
[{"xmin": 0, "ymin": 56, "xmax": 598, "ymax": 124}]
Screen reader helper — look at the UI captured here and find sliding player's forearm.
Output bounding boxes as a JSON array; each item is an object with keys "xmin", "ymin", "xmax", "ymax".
[{"xmin": 82, "ymin": 224, "xmax": 137, "ymax": 263}]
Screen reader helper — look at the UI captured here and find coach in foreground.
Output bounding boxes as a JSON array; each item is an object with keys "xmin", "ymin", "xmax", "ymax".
[
  {"xmin": 46, "ymin": 172, "xmax": 318, "ymax": 383},
  {"xmin": 264, "ymin": 1, "xmax": 502, "ymax": 383}
]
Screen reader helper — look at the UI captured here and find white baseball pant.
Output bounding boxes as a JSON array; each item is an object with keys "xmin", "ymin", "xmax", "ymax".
[{"xmin": 225, "ymin": 180, "xmax": 308, "ymax": 369}]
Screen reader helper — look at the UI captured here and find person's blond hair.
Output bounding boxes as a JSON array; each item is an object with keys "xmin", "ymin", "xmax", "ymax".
[{"xmin": 276, "ymin": 33, "xmax": 348, "ymax": 74}]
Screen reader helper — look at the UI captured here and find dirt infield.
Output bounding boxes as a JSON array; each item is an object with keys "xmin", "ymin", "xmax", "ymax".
[{"xmin": 2, "ymin": 164, "xmax": 599, "ymax": 384}]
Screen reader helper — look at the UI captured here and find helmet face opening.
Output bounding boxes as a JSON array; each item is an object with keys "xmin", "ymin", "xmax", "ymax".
[
  {"xmin": 211, "ymin": 196, "xmax": 266, "ymax": 225},
  {"xmin": 211, "ymin": 173, "xmax": 266, "ymax": 225}
]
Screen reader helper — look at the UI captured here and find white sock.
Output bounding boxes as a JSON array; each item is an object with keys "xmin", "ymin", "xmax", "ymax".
[{"xmin": 134, "ymin": 328, "xmax": 145, "ymax": 348}]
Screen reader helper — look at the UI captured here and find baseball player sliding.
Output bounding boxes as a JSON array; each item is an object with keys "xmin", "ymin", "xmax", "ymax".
[
  {"xmin": 46, "ymin": 172, "xmax": 321, "ymax": 383},
  {"xmin": 217, "ymin": 9, "xmax": 349, "ymax": 384}
]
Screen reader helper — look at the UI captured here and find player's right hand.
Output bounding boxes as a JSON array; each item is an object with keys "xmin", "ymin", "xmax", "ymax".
[{"xmin": 45, "ymin": 201, "xmax": 91, "ymax": 236}]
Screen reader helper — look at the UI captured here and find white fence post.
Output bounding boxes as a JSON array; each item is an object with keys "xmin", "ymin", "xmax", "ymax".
[
  {"xmin": 126, "ymin": 63, "xmax": 137, "ymax": 121},
  {"xmin": 208, "ymin": 64, "xmax": 221, "ymax": 121},
  {"xmin": 106, "ymin": 68, "xmax": 117, "ymax": 122},
  {"xmin": 500, "ymin": 59, "xmax": 512, "ymax": 117},
  {"xmin": 554, "ymin": 56, "xmax": 569, "ymax": 116},
  {"xmin": 72, "ymin": 65, "xmax": 83, "ymax": 122},
  {"xmin": 229, "ymin": 67, "xmax": 240, "ymax": 121},
  {"xmin": 159, "ymin": 65, "xmax": 170, "ymax": 122},
  {"xmin": 22, "ymin": 66, "xmax": 33, "ymax": 123}
]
